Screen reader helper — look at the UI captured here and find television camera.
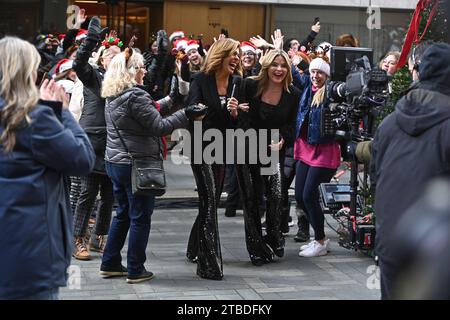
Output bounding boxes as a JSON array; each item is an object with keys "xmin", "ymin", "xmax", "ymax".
[{"xmin": 319, "ymin": 47, "xmax": 389, "ymax": 255}]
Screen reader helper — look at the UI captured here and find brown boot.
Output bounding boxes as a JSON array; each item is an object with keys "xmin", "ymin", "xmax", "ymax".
[
  {"xmin": 73, "ymin": 237, "xmax": 91, "ymax": 260},
  {"xmin": 89, "ymin": 234, "xmax": 107, "ymax": 253}
]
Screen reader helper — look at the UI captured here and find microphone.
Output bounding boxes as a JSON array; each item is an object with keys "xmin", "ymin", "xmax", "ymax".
[{"xmin": 230, "ymin": 76, "xmax": 242, "ymax": 99}]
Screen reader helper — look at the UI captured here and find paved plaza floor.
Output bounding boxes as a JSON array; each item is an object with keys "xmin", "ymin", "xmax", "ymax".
[{"xmin": 61, "ymin": 205, "xmax": 380, "ymax": 300}]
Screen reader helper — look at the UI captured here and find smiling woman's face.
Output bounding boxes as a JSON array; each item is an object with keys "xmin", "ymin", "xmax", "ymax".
[
  {"xmin": 310, "ymin": 69, "xmax": 327, "ymax": 88},
  {"xmin": 268, "ymin": 55, "xmax": 288, "ymax": 84},
  {"xmin": 221, "ymin": 49, "xmax": 240, "ymax": 75}
]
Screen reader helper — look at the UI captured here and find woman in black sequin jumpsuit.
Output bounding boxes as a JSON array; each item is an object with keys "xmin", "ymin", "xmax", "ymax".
[
  {"xmin": 186, "ymin": 38, "xmax": 242, "ymax": 280},
  {"xmin": 229, "ymin": 50, "xmax": 300, "ymax": 266}
]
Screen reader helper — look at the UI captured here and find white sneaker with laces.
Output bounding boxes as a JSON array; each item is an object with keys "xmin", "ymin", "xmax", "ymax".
[
  {"xmin": 299, "ymin": 240, "xmax": 328, "ymax": 257},
  {"xmin": 300, "ymin": 240, "xmax": 314, "ymax": 252}
]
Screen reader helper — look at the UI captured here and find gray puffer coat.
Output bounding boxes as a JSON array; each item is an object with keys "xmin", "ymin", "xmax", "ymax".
[{"xmin": 105, "ymin": 86, "xmax": 189, "ymax": 164}]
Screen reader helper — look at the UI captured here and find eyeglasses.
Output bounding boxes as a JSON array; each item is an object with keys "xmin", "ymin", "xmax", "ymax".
[{"xmin": 243, "ymin": 51, "xmax": 256, "ymax": 57}]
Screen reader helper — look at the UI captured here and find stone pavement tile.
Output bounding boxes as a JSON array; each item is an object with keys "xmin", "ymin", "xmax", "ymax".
[
  {"xmin": 264, "ymin": 280, "xmax": 319, "ymax": 288},
  {"xmin": 138, "ymin": 291, "xmax": 186, "ymax": 299},
  {"xmin": 258, "ymin": 293, "xmax": 283, "ymax": 300},
  {"xmin": 277, "ymin": 291, "xmax": 338, "ymax": 300},
  {"xmin": 90, "ymin": 295, "xmax": 121, "ymax": 300},
  {"xmin": 205, "ymin": 283, "xmax": 251, "ymax": 290},
  {"xmin": 325, "ymin": 257, "xmax": 369, "ymax": 263},
  {"xmin": 328, "ymin": 287, "xmax": 379, "ymax": 300},
  {"xmin": 317, "ymin": 279, "xmax": 359, "ymax": 286},
  {"xmin": 81, "ymin": 284, "xmax": 121, "ymax": 291},
  {"xmin": 61, "ymin": 296, "xmax": 89, "ymax": 300},
  {"xmin": 293, "ymin": 285, "xmax": 332, "ymax": 291},
  {"xmin": 163, "ymin": 295, "xmax": 217, "ymax": 300},
  {"xmin": 214, "ymin": 294, "xmax": 243, "ymax": 300},
  {"xmin": 255, "ymin": 286, "xmax": 297, "ymax": 294},
  {"xmin": 60, "ymin": 290, "xmax": 92, "ymax": 298},
  {"xmin": 180, "ymin": 289, "xmax": 235, "ymax": 296},
  {"xmin": 236, "ymin": 289, "xmax": 262, "ymax": 300},
  {"xmin": 120, "ymin": 294, "xmax": 140, "ymax": 300}
]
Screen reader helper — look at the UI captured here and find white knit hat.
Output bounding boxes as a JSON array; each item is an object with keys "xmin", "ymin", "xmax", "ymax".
[{"xmin": 309, "ymin": 58, "xmax": 330, "ymax": 77}]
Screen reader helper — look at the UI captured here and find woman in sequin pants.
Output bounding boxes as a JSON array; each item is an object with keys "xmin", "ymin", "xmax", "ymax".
[
  {"xmin": 229, "ymin": 50, "xmax": 300, "ymax": 266},
  {"xmin": 186, "ymin": 38, "xmax": 243, "ymax": 280}
]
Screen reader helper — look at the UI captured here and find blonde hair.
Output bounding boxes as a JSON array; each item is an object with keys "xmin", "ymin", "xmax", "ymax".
[
  {"xmin": 311, "ymin": 86, "xmax": 327, "ymax": 108},
  {"xmin": 94, "ymin": 45, "xmax": 120, "ymax": 67},
  {"xmin": 251, "ymin": 49, "xmax": 292, "ymax": 97},
  {"xmin": 379, "ymin": 51, "xmax": 400, "ymax": 68},
  {"xmin": 101, "ymin": 49, "xmax": 144, "ymax": 98},
  {"xmin": 0, "ymin": 36, "xmax": 41, "ymax": 153},
  {"xmin": 202, "ymin": 38, "xmax": 242, "ymax": 76}
]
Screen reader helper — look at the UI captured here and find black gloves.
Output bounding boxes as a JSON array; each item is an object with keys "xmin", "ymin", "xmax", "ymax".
[
  {"xmin": 87, "ymin": 16, "xmax": 102, "ymax": 38},
  {"xmin": 169, "ymin": 75, "xmax": 179, "ymax": 101},
  {"xmin": 156, "ymin": 30, "xmax": 169, "ymax": 55},
  {"xmin": 185, "ymin": 104, "xmax": 208, "ymax": 120}
]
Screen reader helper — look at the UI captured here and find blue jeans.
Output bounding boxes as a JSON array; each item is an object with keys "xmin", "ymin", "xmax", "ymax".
[
  {"xmin": 102, "ymin": 162, "xmax": 155, "ymax": 276},
  {"xmin": 21, "ymin": 288, "xmax": 59, "ymax": 300}
]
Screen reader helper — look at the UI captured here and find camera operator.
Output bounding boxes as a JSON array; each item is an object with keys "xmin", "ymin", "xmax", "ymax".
[
  {"xmin": 294, "ymin": 57, "xmax": 341, "ymax": 257},
  {"xmin": 371, "ymin": 43, "xmax": 450, "ymax": 300}
]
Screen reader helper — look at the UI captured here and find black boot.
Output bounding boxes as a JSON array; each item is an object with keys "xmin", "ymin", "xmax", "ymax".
[
  {"xmin": 294, "ymin": 208, "xmax": 310, "ymax": 242},
  {"xmin": 280, "ymin": 213, "xmax": 290, "ymax": 234},
  {"xmin": 225, "ymin": 207, "xmax": 236, "ymax": 217}
]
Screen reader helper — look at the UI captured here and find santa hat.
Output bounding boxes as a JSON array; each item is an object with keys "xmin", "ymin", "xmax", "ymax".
[
  {"xmin": 240, "ymin": 41, "xmax": 256, "ymax": 54},
  {"xmin": 55, "ymin": 59, "xmax": 74, "ymax": 74},
  {"xmin": 169, "ymin": 31, "xmax": 185, "ymax": 42},
  {"xmin": 76, "ymin": 29, "xmax": 88, "ymax": 42},
  {"xmin": 309, "ymin": 57, "xmax": 330, "ymax": 77},
  {"xmin": 185, "ymin": 40, "xmax": 199, "ymax": 54},
  {"xmin": 174, "ymin": 37, "xmax": 189, "ymax": 51}
]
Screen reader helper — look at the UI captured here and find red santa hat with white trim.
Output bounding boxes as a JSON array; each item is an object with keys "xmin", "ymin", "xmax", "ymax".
[
  {"xmin": 240, "ymin": 41, "xmax": 257, "ymax": 54},
  {"xmin": 174, "ymin": 37, "xmax": 189, "ymax": 51},
  {"xmin": 185, "ymin": 40, "xmax": 199, "ymax": 54},
  {"xmin": 76, "ymin": 29, "xmax": 88, "ymax": 42},
  {"xmin": 55, "ymin": 58, "xmax": 74, "ymax": 75},
  {"xmin": 169, "ymin": 30, "xmax": 185, "ymax": 42}
]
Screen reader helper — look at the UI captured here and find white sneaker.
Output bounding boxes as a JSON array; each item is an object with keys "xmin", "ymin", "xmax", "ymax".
[
  {"xmin": 324, "ymin": 239, "xmax": 331, "ymax": 251},
  {"xmin": 300, "ymin": 240, "xmax": 314, "ymax": 251},
  {"xmin": 299, "ymin": 240, "xmax": 328, "ymax": 257},
  {"xmin": 300, "ymin": 239, "xmax": 331, "ymax": 252}
]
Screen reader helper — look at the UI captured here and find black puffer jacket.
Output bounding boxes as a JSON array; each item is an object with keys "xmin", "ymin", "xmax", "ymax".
[
  {"xmin": 105, "ymin": 86, "xmax": 189, "ymax": 164},
  {"xmin": 73, "ymin": 29, "xmax": 107, "ymax": 173}
]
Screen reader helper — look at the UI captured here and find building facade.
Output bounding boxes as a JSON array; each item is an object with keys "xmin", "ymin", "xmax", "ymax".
[{"xmin": 0, "ymin": 0, "xmax": 416, "ymax": 58}]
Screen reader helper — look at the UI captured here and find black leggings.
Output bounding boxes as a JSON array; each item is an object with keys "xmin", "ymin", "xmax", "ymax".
[{"xmin": 294, "ymin": 161, "xmax": 335, "ymax": 241}]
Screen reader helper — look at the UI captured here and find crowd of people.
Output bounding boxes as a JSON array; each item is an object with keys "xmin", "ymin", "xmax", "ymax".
[{"xmin": 1, "ymin": 7, "xmax": 449, "ymax": 300}]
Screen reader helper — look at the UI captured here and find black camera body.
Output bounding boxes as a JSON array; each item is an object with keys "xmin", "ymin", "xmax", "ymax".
[{"xmin": 322, "ymin": 48, "xmax": 389, "ymax": 142}]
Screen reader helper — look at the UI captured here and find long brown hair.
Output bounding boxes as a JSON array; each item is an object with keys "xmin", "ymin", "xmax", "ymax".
[
  {"xmin": 0, "ymin": 37, "xmax": 41, "ymax": 153},
  {"xmin": 201, "ymin": 38, "xmax": 242, "ymax": 76},
  {"xmin": 251, "ymin": 49, "xmax": 292, "ymax": 97}
]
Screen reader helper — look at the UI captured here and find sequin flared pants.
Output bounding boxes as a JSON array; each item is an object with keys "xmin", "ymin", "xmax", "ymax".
[
  {"xmin": 236, "ymin": 163, "xmax": 285, "ymax": 265},
  {"xmin": 187, "ymin": 163, "xmax": 225, "ymax": 280}
]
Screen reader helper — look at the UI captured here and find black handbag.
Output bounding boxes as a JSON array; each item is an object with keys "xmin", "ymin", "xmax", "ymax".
[{"xmin": 108, "ymin": 110, "xmax": 166, "ymax": 197}]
